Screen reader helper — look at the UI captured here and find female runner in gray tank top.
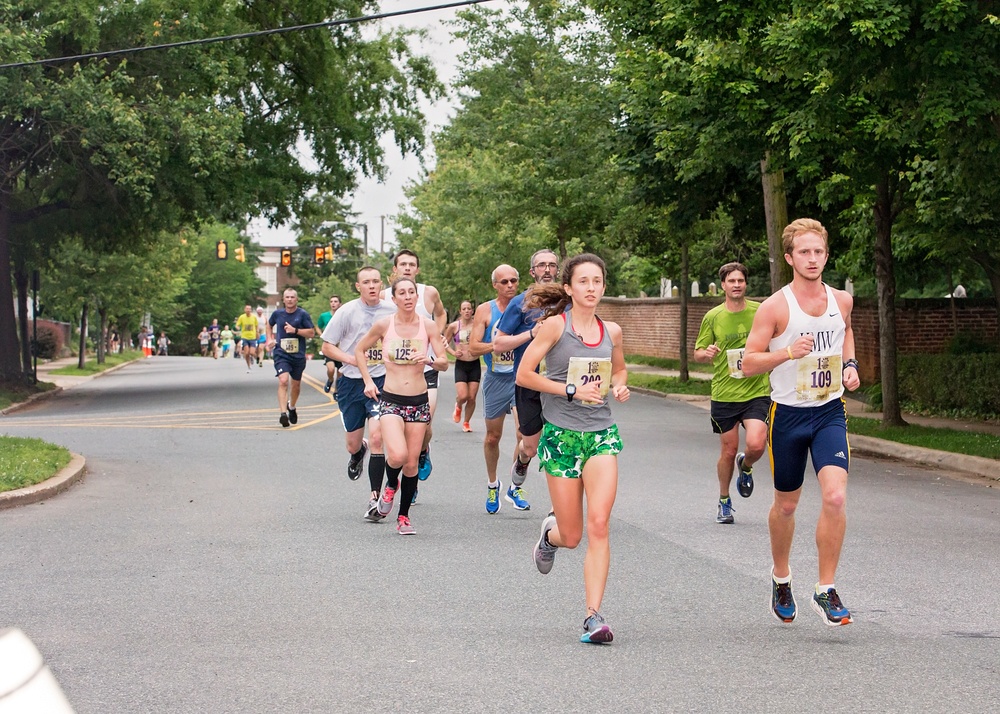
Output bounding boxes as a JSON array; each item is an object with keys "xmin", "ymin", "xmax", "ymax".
[{"xmin": 516, "ymin": 253, "xmax": 630, "ymax": 644}]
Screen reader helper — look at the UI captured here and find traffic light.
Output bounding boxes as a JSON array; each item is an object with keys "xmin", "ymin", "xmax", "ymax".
[
  {"xmin": 324, "ymin": 244, "xmax": 334, "ymax": 262},
  {"xmin": 314, "ymin": 246, "xmax": 325, "ymax": 264},
  {"xmin": 216, "ymin": 240, "xmax": 228, "ymax": 260},
  {"xmin": 235, "ymin": 244, "xmax": 246, "ymax": 263},
  {"xmin": 280, "ymin": 249, "xmax": 292, "ymax": 267}
]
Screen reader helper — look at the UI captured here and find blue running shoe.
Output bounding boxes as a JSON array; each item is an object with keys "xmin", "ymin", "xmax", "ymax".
[
  {"xmin": 770, "ymin": 570, "xmax": 797, "ymax": 623},
  {"xmin": 736, "ymin": 452, "xmax": 754, "ymax": 498},
  {"xmin": 811, "ymin": 587, "xmax": 853, "ymax": 626},
  {"xmin": 580, "ymin": 613, "xmax": 613, "ymax": 644},
  {"xmin": 411, "ymin": 487, "xmax": 418, "ymax": 505},
  {"xmin": 486, "ymin": 480, "xmax": 502, "ymax": 514},
  {"xmin": 505, "ymin": 485, "xmax": 530, "ymax": 511},
  {"xmin": 716, "ymin": 498, "xmax": 735, "ymax": 524},
  {"xmin": 418, "ymin": 450, "xmax": 432, "ymax": 481}
]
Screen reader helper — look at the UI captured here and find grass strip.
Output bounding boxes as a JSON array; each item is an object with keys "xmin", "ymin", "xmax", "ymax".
[
  {"xmin": 0, "ymin": 436, "xmax": 72, "ymax": 493},
  {"xmin": 628, "ymin": 371, "xmax": 713, "ymax": 396},
  {"xmin": 49, "ymin": 350, "xmax": 143, "ymax": 376},
  {"xmin": 0, "ymin": 380, "xmax": 56, "ymax": 411},
  {"xmin": 848, "ymin": 417, "xmax": 1000, "ymax": 461}
]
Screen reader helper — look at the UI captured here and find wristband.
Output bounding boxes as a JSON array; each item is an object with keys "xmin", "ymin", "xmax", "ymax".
[
  {"xmin": 529, "ymin": 327, "xmax": 535, "ymax": 340},
  {"xmin": 786, "ymin": 345, "xmax": 794, "ymax": 360},
  {"xmin": 844, "ymin": 359, "xmax": 859, "ymax": 372}
]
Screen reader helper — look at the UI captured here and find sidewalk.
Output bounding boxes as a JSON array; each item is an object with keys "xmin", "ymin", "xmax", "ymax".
[{"xmin": 626, "ymin": 363, "xmax": 1000, "ymax": 482}]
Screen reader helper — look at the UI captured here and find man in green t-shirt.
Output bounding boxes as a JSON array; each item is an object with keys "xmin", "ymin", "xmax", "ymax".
[
  {"xmin": 694, "ymin": 262, "xmax": 771, "ymax": 524},
  {"xmin": 316, "ymin": 295, "xmax": 342, "ymax": 393}
]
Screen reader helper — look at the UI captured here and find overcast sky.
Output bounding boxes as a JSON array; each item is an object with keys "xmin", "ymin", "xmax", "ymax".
[{"xmin": 248, "ymin": 0, "xmax": 471, "ymax": 250}]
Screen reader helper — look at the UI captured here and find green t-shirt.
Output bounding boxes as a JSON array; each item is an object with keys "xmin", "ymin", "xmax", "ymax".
[
  {"xmin": 316, "ymin": 310, "xmax": 333, "ymax": 333},
  {"xmin": 695, "ymin": 301, "xmax": 771, "ymax": 403}
]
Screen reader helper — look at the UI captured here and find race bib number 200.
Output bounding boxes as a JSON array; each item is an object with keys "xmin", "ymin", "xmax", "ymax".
[{"xmin": 567, "ymin": 357, "xmax": 611, "ymax": 405}]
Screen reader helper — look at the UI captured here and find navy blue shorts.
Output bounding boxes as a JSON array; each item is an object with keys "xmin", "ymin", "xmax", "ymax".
[
  {"xmin": 768, "ymin": 398, "xmax": 850, "ymax": 492},
  {"xmin": 337, "ymin": 374, "xmax": 385, "ymax": 432},
  {"xmin": 273, "ymin": 355, "xmax": 305, "ymax": 381}
]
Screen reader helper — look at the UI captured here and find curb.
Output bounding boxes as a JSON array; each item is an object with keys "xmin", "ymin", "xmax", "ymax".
[
  {"xmin": 0, "ymin": 386, "xmax": 64, "ymax": 416},
  {"xmin": 849, "ymin": 435, "xmax": 1000, "ymax": 482},
  {"xmin": 0, "ymin": 453, "xmax": 86, "ymax": 510}
]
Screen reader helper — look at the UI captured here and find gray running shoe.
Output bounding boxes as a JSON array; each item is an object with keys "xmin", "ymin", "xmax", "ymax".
[
  {"xmin": 364, "ymin": 498, "xmax": 384, "ymax": 522},
  {"xmin": 580, "ymin": 613, "xmax": 613, "ymax": 644},
  {"xmin": 510, "ymin": 456, "xmax": 530, "ymax": 487},
  {"xmin": 533, "ymin": 513, "xmax": 558, "ymax": 574},
  {"xmin": 377, "ymin": 484, "xmax": 397, "ymax": 517},
  {"xmin": 396, "ymin": 515, "xmax": 415, "ymax": 535},
  {"xmin": 716, "ymin": 498, "xmax": 735, "ymax": 524}
]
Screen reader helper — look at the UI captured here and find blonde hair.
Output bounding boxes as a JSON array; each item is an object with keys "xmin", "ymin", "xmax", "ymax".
[{"xmin": 782, "ymin": 218, "xmax": 828, "ymax": 255}]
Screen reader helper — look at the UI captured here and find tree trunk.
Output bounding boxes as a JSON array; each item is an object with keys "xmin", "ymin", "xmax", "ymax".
[
  {"xmin": 679, "ymin": 241, "xmax": 689, "ymax": 381},
  {"xmin": 98, "ymin": 306, "xmax": 107, "ymax": 364},
  {"xmin": 873, "ymin": 177, "xmax": 906, "ymax": 426},
  {"xmin": 78, "ymin": 302, "xmax": 89, "ymax": 369},
  {"xmin": 15, "ymin": 265, "xmax": 30, "ymax": 375},
  {"xmin": 970, "ymin": 254, "xmax": 1000, "ymax": 348},
  {"xmin": 0, "ymin": 202, "xmax": 25, "ymax": 383},
  {"xmin": 761, "ymin": 152, "xmax": 791, "ymax": 293}
]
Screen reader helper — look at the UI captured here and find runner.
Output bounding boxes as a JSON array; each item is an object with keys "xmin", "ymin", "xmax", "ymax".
[
  {"xmin": 255, "ymin": 306, "xmax": 267, "ymax": 366},
  {"xmin": 355, "ymin": 277, "xmax": 448, "ymax": 535},
  {"xmin": 219, "ymin": 324, "xmax": 235, "ymax": 359},
  {"xmin": 444, "ymin": 300, "xmax": 480, "ymax": 432},
  {"xmin": 265, "ymin": 289, "xmax": 315, "ymax": 428},
  {"xmin": 316, "ymin": 295, "xmax": 343, "ymax": 393},
  {"xmin": 693, "ymin": 262, "xmax": 771, "ymax": 524},
  {"xmin": 208, "ymin": 319, "xmax": 220, "ymax": 359},
  {"xmin": 322, "ymin": 267, "xmax": 397, "ymax": 518},
  {"xmin": 517, "ymin": 253, "xmax": 629, "ymax": 644},
  {"xmin": 493, "ymin": 248, "xmax": 560, "ymax": 511},
  {"xmin": 382, "ymin": 250, "xmax": 446, "ymax": 493},
  {"xmin": 742, "ymin": 218, "xmax": 861, "ymax": 627},
  {"xmin": 469, "ymin": 264, "xmax": 522, "ymax": 514},
  {"xmin": 198, "ymin": 326, "xmax": 210, "ymax": 357},
  {"xmin": 235, "ymin": 304, "xmax": 260, "ymax": 373}
]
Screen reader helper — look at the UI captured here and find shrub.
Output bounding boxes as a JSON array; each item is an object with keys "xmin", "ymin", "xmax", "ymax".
[
  {"xmin": 948, "ymin": 331, "xmax": 997, "ymax": 355},
  {"xmin": 898, "ymin": 353, "xmax": 1000, "ymax": 419},
  {"xmin": 34, "ymin": 323, "xmax": 64, "ymax": 359}
]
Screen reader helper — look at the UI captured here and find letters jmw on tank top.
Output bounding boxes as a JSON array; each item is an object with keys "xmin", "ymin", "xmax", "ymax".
[{"xmin": 798, "ymin": 330, "xmax": 837, "ymax": 353}]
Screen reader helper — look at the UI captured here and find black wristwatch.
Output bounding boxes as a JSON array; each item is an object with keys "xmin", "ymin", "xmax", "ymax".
[{"xmin": 565, "ymin": 383, "xmax": 577, "ymax": 402}]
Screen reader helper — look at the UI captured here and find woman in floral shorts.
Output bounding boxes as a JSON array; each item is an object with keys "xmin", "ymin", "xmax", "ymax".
[{"xmin": 516, "ymin": 253, "xmax": 630, "ymax": 644}]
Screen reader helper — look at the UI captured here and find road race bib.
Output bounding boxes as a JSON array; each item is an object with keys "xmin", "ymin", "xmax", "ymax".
[
  {"xmin": 458, "ymin": 328, "xmax": 470, "ymax": 345},
  {"xmin": 726, "ymin": 348, "xmax": 746, "ymax": 379},
  {"xmin": 796, "ymin": 354, "xmax": 842, "ymax": 401},
  {"xmin": 366, "ymin": 339, "xmax": 383, "ymax": 366},
  {"xmin": 280, "ymin": 338, "xmax": 299, "ymax": 354},
  {"xmin": 385, "ymin": 338, "xmax": 424, "ymax": 365},
  {"xmin": 567, "ymin": 357, "xmax": 611, "ymax": 405}
]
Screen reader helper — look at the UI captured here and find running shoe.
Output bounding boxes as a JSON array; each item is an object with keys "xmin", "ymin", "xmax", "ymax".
[
  {"xmin": 811, "ymin": 587, "xmax": 853, "ymax": 626},
  {"xmin": 462, "ymin": 422, "xmax": 472, "ymax": 433},
  {"xmin": 364, "ymin": 498, "xmax": 384, "ymax": 522},
  {"xmin": 411, "ymin": 487, "xmax": 418, "ymax": 505},
  {"xmin": 347, "ymin": 439, "xmax": 368, "ymax": 481},
  {"xmin": 716, "ymin": 498, "xmax": 735, "ymax": 524},
  {"xmin": 279, "ymin": 412, "xmax": 290, "ymax": 428},
  {"xmin": 453, "ymin": 403, "xmax": 461, "ymax": 423},
  {"xmin": 533, "ymin": 513, "xmax": 558, "ymax": 574},
  {"xmin": 486, "ymin": 480, "xmax": 502, "ymax": 514},
  {"xmin": 505, "ymin": 484, "xmax": 530, "ymax": 511},
  {"xmin": 736, "ymin": 452, "xmax": 754, "ymax": 498},
  {"xmin": 287, "ymin": 404, "xmax": 298, "ymax": 425},
  {"xmin": 770, "ymin": 570, "xmax": 797, "ymax": 623},
  {"xmin": 580, "ymin": 613, "xmax": 613, "ymax": 644},
  {"xmin": 510, "ymin": 456, "xmax": 530, "ymax": 487},
  {"xmin": 324, "ymin": 379, "xmax": 333, "ymax": 393},
  {"xmin": 418, "ymin": 450, "xmax": 432, "ymax": 481},
  {"xmin": 396, "ymin": 515, "xmax": 415, "ymax": 535},
  {"xmin": 377, "ymin": 484, "xmax": 397, "ymax": 517}
]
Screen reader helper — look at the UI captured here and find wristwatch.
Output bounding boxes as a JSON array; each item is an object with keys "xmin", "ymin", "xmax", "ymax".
[{"xmin": 565, "ymin": 383, "xmax": 577, "ymax": 402}]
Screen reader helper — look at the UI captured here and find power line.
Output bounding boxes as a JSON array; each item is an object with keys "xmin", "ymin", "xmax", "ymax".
[{"xmin": 0, "ymin": 0, "xmax": 496, "ymax": 71}]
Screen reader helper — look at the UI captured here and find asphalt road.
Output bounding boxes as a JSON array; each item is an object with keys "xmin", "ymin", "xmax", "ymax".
[{"xmin": 1, "ymin": 356, "xmax": 998, "ymax": 713}]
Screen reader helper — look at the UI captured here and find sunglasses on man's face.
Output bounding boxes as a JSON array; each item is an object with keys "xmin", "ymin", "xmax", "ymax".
[{"xmin": 497, "ymin": 278, "xmax": 519, "ymax": 285}]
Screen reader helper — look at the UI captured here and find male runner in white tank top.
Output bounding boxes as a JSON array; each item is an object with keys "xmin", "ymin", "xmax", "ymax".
[
  {"xmin": 383, "ymin": 250, "xmax": 447, "ymax": 489},
  {"xmin": 743, "ymin": 218, "xmax": 861, "ymax": 628}
]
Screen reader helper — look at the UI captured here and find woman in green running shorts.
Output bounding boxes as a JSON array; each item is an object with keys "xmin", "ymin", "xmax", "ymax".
[{"xmin": 516, "ymin": 253, "xmax": 629, "ymax": 644}]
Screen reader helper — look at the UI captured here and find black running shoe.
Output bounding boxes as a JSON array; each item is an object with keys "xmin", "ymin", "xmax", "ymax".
[
  {"xmin": 279, "ymin": 412, "xmax": 290, "ymax": 428},
  {"xmin": 287, "ymin": 404, "xmax": 298, "ymax": 425},
  {"xmin": 347, "ymin": 439, "xmax": 368, "ymax": 481},
  {"xmin": 736, "ymin": 452, "xmax": 754, "ymax": 498},
  {"xmin": 324, "ymin": 380, "xmax": 333, "ymax": 393}
]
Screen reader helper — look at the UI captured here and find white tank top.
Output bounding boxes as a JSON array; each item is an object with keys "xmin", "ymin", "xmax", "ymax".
[{"xmin": 768, "ymin": 284, "xmax": 846, "ymax": 407}]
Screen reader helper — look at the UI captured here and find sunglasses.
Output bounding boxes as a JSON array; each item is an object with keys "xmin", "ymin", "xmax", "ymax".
[{"xmin": 497, "ymin": 278, "xmax": 519, "ymax": 285}]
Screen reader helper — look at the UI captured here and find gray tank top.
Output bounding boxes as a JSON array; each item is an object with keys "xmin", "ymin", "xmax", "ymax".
[{"xmin": 540, "ymin": 311, "xmax": 615, "ymax": 431}]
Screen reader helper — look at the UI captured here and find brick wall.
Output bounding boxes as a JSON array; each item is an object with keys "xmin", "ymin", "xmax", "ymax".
[{"xmin": 598, "ymin": 296, "xmax": 998, "ymax": 385}]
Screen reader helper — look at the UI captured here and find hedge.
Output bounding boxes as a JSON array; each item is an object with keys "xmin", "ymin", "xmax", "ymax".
[{"xmin": 898, "ymin": 353, "xmax": 1000, "ymax": 419}]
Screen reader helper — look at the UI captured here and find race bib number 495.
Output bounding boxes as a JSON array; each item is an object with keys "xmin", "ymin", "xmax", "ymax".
[
  {"xmin": 280, "ymin": 338, "xmax": 299, "ymax": 354},
  {"xmin": 366, "ymin": 339, "xmax": 383, "ymax": 366}
]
